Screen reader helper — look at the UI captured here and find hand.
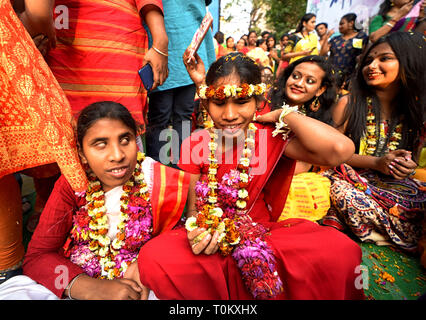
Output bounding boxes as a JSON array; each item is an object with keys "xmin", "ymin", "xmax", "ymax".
[
  {"xmin": 374, "ymin": 149, "xmax": 416, "ymax": 179},
  {"xmin": 396, "ymin": 0, "xmax": 414, "ymax": 19},
  {"xmin": 327, "ymin": 29, "xmax": 335, "ymax": 37},
  {"xmin": 18, "ymin": 11, "xmax": 56, "ymax": 50},
  {"xmin": 183, "ymin": 50, "xmax": 206, "ymax": 88},
  {"xmin": 255, "ymin": 109, "xmax": 283, "ymax": 123},
  {"xmin": 123, "ymin": 261, "xmax": 150, "ymax": 300},
  {"xmin": 187, "ymin": 227, "xmax": 219, "ymax": 255},
  {"xmin": 142, "ymin": 47, "xmax": 168, "ymax": 91},
  {"xmin": 32, "ymin": 34, "xmax": 50, "ymax": 57},
  {"xmin": 70, "ymin": 274, "xmax": 145, "ymax": 300}
]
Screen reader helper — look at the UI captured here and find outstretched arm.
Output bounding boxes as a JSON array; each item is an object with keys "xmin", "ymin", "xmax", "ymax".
[{"xmin": 256, "ymin": 109, "xmax": 355, "ymax": 167}]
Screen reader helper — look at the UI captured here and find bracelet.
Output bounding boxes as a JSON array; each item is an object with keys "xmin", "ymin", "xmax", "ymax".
[
  {"xmin": 66, "ymin": 273, "xmax": 84, "ymax": 300},
  {"xmin": 385, "ymin": 22, "xmax": 395, "ymax": 28},
  {"xmin": 152, "ymin": 45, "xmax": 168, "ymax": 57},
  {"xmin": 272, "ymin": 104, "xmax": 301, "ymax": 140}
]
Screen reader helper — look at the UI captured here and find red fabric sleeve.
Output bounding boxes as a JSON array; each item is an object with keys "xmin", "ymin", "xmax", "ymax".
[{"xmin": 23, "ymin": 175, "xmax": 84, "ymax": 298}]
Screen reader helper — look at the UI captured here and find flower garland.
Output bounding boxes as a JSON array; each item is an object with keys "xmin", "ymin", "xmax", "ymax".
[
  {"xmin": 365, "ymin": 98, "xmax": 402, "ymax": 156},
  {"xmin": 185, "ymin": 123, "xmax": 283, "ymax": 299},
  {"xmin": 198, "ymin": 83, "xmax": 267, "ymax": 101},
  {"xmin": 64, "ymin": 152, "xmax": 153, "ymax": 280}
]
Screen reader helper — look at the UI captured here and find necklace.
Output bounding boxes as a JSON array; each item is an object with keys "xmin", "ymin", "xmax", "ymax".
[
  {"xmin": 185, "ymin": 122, "xmax": 283, "ymax": 299},
  {"xmin": 365, "ymin": 98, "xmax": 402, "ymax": 156},
  {"xmin": 64, "ymin": 152, "xmax": 153, "ymax": 279}
]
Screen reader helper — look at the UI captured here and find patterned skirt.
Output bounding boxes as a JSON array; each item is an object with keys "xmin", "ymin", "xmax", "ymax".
[{"xmin": 321, "ymin": 164, "xmax": 426, "ymax": 252}]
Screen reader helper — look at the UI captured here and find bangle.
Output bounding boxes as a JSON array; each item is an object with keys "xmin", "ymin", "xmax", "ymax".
[
  {"xmin": 66, "ymin": 273, "xmax": 84, "ymax": 300},
  {"xmin": 272, "ymin": 104, "xmax": 301, "ymax": 140},
  {"xmin": 152, "ymin": 45, "xmax": 168, "ymax": 57},
  {"xmin": 385, "ymin": 22, "xmax": 395, "ymax": 28}
]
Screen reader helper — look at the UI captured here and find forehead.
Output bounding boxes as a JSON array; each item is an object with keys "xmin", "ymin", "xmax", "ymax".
[
  {"xmin": 367, "ymin": 42, "xmax": 395, "ymax": 58},
  {"xmin": 292, "ymin": 62, "xmax": 325, "ymax": 78},
  {"xmin": 84, "ymin": 118, "xmax": 132, "ymax": 139},
  {"xmin": 214, "ymin": 73, "xmax": 242, "ymax": 86}
]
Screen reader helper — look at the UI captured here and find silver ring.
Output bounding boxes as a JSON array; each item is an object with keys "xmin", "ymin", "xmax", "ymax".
[{"xmin": 408, "ymin": 170, "xmax": 416, "ymax": 177}]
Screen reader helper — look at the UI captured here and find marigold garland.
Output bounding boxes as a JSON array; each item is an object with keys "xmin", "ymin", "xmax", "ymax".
[
  {"xmin": 198, "ymin": 83, "xmax": 267, "ymax": 100},
  {"xmin": 365, "ymin": 97, "xmax": 402, "ymax": 156},
  {"xmin": 185, "ymin": 123, "xmax": 284, "ymax": 299},
  {"xmin": 64, "ymin": 152, "xmax": 153, "ymax": 280}
]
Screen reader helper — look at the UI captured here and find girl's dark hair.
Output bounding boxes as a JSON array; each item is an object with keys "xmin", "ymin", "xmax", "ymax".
[
  {"xmin": 205, "ymin": 52, "xmax": 263, "ymax": 104},
  {"xmin": 269, "ymin": 55, "xmax": 338, "ymax": 125},
  {"xmin": 256, "ymin": 38, "xmax": 266, "ymax": 47},
  {"xmin": 378, "ymin": 0, "xmax": 393, "ymax": 19},
  {"xmin": 296, "ymin": 13, "xmax": 316, "ymax": 33},
  {"xmin": 77, "ymin": 101, "xmax": 137, "ymax": 146},
  {"xmin": 238, "ymin": 37, "xmax": 248, "ymax": 46},
  {"xmin": 266, "ymin": 35, "xmax": 276, "ymax": 51},
  {"xmin": 341, "ymin": 13, "xmax": 360, "ymax": 31},
  {"xmin": 343, "ymin": 31, "xmax": 426, "ymax": 155},
  {"xmin": 280, "ymin": 33, "xmax": 289, "ymax": 41}
]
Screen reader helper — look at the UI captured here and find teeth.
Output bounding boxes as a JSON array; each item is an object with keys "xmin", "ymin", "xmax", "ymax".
[{"xmin": 111, "ymin": 168, "xmax": 124, "ymax": 173}]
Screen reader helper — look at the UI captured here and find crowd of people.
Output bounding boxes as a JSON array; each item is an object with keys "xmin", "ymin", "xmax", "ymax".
[{"xmin": 0, "ymin": 0, "xmax": 425, "ymax": 301}]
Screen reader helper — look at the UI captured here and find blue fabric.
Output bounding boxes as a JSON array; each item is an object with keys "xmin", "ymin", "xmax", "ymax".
[{"xmin": 153, "ymin": 0, "xmax": 216, "ymax": 91}]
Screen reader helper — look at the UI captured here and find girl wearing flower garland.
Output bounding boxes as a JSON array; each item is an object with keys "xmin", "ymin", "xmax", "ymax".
[
  {"xmin": 21, "ymin": 102, "xmax": 190, "ymax": 299},
  {"xmin": 322, "ymin": 31, "xmax": 426, "ymax": 254},
  {"xmin": 138, "ymin": 52, "xmax": 365, "ymax": 300}
]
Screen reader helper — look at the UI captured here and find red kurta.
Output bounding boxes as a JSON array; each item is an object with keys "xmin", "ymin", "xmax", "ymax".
[
  {"xmin": 23, "ymin": 162, "xmax": 190, "ymax": 298},
  {"xmin": 138, "ymin": 123, "xmax": 366, "ymax": 300}
]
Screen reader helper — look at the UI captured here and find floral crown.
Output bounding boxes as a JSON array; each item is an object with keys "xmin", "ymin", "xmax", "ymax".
[{"xmin": 198, "ymin": 83, "xmax": 267, "ymax": 100}]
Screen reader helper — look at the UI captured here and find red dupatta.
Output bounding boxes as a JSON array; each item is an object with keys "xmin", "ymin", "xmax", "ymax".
[{"xmin": 150, "ymin": 162, "xmax": 191, "ymax": 236}]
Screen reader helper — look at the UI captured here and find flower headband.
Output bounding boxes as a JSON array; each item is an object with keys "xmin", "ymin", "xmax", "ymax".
[{"xmin": 198, "ymin": 83, "xmax": 267, "ymax": 100}]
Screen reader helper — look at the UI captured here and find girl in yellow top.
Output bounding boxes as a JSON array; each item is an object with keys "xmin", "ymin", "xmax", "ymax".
[{"xmin": 282, "ymin": 13, "xmax": 319, "ymax": 64}]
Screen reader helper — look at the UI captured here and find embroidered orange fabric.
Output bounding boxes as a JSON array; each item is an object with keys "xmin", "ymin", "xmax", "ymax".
[{"xmin": 0, "ymin": 0, "xmax": 87, "ymax": 192}]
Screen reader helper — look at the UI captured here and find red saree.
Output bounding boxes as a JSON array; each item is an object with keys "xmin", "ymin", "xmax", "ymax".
[
  {"xmin": 23, "ymin": 161, "xmax": 190, "ymax": 298},
  {"xmin": 138, "ymin": 123, "xmax": 365, "ymax": 300}
]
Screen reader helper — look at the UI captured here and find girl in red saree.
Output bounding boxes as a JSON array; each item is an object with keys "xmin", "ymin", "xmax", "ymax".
[
  {"xmin": 18, "ymin": 102, "xmax": 189, "ymax": 299},
  {"xmin": 137, "ymin": 52, "xmax": 365, "ymax": 300}
]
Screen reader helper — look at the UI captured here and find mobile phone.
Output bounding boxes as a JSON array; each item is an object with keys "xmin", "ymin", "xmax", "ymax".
[{"xmin": 138, "ymin": 64, "xmax": 154, "ymax": 91}]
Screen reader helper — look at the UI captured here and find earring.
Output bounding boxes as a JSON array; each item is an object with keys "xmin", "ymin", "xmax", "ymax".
[{"xmin": 310, "ymin": 96, "xmax": 320, "ymax": 112}]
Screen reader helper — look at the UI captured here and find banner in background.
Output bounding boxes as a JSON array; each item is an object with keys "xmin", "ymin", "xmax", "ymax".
[{"xmin": 306, "ymin": 0, "xmax": 381, "ymax": 34}]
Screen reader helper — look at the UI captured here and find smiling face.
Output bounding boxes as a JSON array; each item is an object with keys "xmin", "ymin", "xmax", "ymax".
[
  {"xmin": 79, "ymin": 118, "xmax": 138, "ymax": 192},
  {"xmin": 362, "ymin": 42, "xmax": 400, "ymax": 89},
  {"xmin": 285, "ymin": 62, "xmax": 326, "ymax": 105},
  {"xmin": 206, "ymin": 73, "xmax": 258, "ymax": 140}
]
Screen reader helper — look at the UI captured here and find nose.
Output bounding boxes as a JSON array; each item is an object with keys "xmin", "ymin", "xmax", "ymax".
[
  {"xmin": 295, "ymin": 77, "xmax": 304, "ymax": 87},
  {"xmin": 367, "ymin": 58, "xmax": 379, "ymax": 70},
  {"xmin": 109, "ymin": 142, "xmax": 125, "ymax": 162},
  {"xmin": 222, "ymin": 102, "xmax": 238, "ymax": 122}
]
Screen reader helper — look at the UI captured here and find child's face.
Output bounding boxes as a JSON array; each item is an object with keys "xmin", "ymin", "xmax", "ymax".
[
  {"xmin": 207, "ymin": 73, "xmax": 257, "ymax": 139},
  {"xmin": 285, "ymin": 62, "xmax": 326, "ymax": 105},
  {"xmin": 79, "ymin": 118, "xmax": 138, "ymax": 192}
]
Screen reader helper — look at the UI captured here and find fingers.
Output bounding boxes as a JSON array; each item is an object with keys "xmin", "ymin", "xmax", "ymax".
[
  {"xmin": 118, "ymin": 278, "xmax": 143, "ymax": 300},
  {"xmin": 188, "ymin": 228, "xmax": 219, "ymax": 255},
  {"xmin": 255, "ymin": 109, "xmax": 282, "ymax": 123},
  {"xmin": 204, "ymin": 231, "xmax": 219, "ymax": 255},
  {"xmin": 389, "ymin": 157, "xmax": 417, "ymax": 179}
]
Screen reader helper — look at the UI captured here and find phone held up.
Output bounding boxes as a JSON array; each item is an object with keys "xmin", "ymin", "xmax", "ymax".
[{"xmin": 138, "ymin": 63, "xmax": 154, "ymax": 91}]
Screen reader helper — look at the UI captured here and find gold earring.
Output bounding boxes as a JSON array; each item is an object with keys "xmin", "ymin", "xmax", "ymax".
[{"xmin": 310, "ymin": 96, "xmax": 320, "ymax": 112}]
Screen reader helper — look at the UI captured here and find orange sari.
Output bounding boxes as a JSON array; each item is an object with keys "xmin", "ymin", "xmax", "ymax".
[{"xmin": 0, "ymin": 0, "xmax": 87, "ymax": 192}]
